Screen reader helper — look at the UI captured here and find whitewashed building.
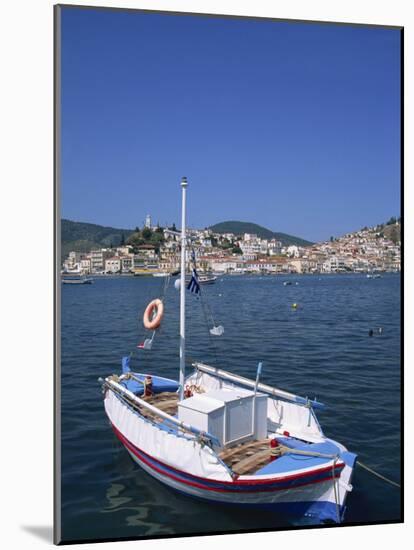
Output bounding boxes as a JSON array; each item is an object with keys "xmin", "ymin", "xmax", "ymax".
[
  {"xmin": 80, "ymin": 257, "xmax": 91, "ymax": 274},
  {"xmin": 105, "ymin": 257, "xmax": 122, "ymax": 273}
]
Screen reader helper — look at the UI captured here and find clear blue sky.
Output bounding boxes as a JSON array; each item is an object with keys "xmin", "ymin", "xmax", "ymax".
[{"xmin": 60, "ymin": 7, "xmax": 401, "ymax": 242}]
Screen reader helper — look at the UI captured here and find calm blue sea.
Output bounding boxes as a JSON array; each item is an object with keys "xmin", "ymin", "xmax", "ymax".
[{"xmin": 60, "ymin": 273, "xmax": 401, "ymax": 542}]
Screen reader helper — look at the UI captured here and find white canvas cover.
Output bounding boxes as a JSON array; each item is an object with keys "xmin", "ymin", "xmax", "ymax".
[{"xmin": 104, "ymin": 390, "xmax": 233, "ymax": 481}]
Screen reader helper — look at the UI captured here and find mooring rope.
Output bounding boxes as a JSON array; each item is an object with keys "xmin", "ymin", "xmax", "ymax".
[
  {"xmin": 274, "ymin": 445, "xmax": 401, "ymax": 490},
  {"xmin": 356, "ymin": 460, "xmax": 401, "ymax": 488}
]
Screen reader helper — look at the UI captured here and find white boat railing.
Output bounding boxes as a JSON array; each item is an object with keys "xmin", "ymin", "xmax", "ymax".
[
  {"xmin": 192, "ymin": 362, "xmax": 325, "ymax": 410},
  {"xmin": 105, "ymin": 378, "xmax": 220, "ymax": 446}
]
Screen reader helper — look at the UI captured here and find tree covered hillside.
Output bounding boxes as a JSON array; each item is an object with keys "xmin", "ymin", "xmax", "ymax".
[
  {"xmin": 209, "ymin": 221, "xmax": 313, "ymax": 247},
  {"xmin": 61, "ymin": 219, "xmax": 134, "ymax": 260}
]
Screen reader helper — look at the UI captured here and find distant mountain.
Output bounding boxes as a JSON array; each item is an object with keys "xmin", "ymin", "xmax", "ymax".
[
  {"xmin": 209, "ymin": 221, "xmax": 313, "ymax": 247},
  {"xmin": 61, "ymin": 219, "xmax": 134, "ymax": 260}
]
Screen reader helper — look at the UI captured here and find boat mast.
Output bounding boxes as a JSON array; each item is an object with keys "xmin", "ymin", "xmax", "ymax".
[{"xmin": 179, "ymin": 176, "xmax": 188, "ymax": 401}]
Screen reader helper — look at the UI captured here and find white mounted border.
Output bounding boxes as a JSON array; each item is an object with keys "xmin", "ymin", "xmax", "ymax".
[{"xmin": 2, "ymin": 2, "xmax": 410, "ymax": 550}]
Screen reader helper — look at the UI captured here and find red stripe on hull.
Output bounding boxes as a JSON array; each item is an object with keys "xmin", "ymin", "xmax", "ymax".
[{"xmin": 110, "ymin": 423, "xmax": 343, "ymax": 493}]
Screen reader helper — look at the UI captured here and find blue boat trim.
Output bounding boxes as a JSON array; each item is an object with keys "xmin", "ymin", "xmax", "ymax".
[
  {"xmin": 120, "ymin": 371, "xmax": 179, "ymax": 395},
  {"xmin": 171, "ymin": 488, "xmax": 346, "ymax": 524}
]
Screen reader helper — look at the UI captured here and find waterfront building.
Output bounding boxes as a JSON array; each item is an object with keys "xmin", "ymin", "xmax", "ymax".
[
  {"xmin": 80, "ymin": 257, "xmax": 91, "ymax": 274},
  {"xmin": 289, "ymin": 259, "xmax": 304, "ymax": 273},
  {"xmin": 90, "ymin": 249, "xmax": 112, "ymax": 273},
  {"xmin": 241, "ymin": 251, "xmax": 258, "ymax": 261},
  {"xmin": 210, "ymin": 258, "xmax": 244, "ymax": 273},
  {"xmin": 120, "ymin": 256, "xmax": 133, "ymax": 273},
  {"xmin": 105, "ymin": 257, "xmax": 121, "ymax": 273}
]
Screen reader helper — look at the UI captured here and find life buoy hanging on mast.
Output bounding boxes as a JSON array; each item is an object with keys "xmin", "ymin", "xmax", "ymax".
[{"xmin": 143, "ymin": 299, "xmax": 164, "ymax": 330}]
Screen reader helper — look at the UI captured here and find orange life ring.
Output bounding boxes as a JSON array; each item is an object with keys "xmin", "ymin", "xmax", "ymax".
[{"xmin": 143, "ymin": 299, "xmax": 164, "ymax": 330}]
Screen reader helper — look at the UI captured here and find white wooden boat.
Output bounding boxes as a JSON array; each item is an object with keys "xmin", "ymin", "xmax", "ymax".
[
  {"xmin": 199, "ymin": 275, "xmax": 217, "ymax": 284},
  {"xmin": 102, "ymin": 178, "xmax": 356, "ymax": 524},
  {"xmin": 186, "ymin": 274, "xmax": 217, "ymax": 285},
  {"xmin": 62, "ymin": 272, "xmax": 93, "ymax": 284}
]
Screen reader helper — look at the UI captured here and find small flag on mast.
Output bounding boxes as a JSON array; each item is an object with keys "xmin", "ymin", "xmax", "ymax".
[{"xmin": 187, "ymin": 268, "xmax": 200, "ymax": 294}]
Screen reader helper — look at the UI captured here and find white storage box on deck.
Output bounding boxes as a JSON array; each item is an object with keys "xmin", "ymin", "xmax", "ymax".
[{"xmin": 178, "ymin": 388, "xmax": 268, "ymax": 447}]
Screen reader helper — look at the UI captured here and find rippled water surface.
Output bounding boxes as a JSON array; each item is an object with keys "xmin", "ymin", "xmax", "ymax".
[{"xmin": 60, "ymin": 273, "xmax": 401, "ymax": 542}]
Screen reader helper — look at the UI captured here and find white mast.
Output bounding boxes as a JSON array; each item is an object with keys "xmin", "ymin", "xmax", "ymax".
[{"xmin": 179, "ymin": 177, "xmax": 188, "ymax": 401}]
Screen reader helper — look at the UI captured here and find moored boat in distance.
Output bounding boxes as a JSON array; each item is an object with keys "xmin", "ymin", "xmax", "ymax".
[
  {"xmin": 101, "ymin": 178, "xmax": 356, "ymax": 525},
  {"xmin": 199, "ymin": 275, "xmax": 217, "ymax": 284},
  {"xmin": 133, "ymin": 265, "xmax": 164, "ymax": 276},
  {"xmin": 185, "ymin": 274, "xmax": 218, "ymax": 285},
  {"xmin": 62, "ymin": 271, "xmax": 93, "ymax": 284}
]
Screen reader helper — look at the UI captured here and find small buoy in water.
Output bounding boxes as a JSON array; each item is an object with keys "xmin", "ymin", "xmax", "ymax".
[
  {"xmin": 368, "ymin": 329, "xmax": 374, "ymax": 337},
  {"xmin": 219, "ymin": 293, "xmax": 222, "ymax": 297},
  {"xmin": 378, "ymin": 327, "xmax": 383, "ymax": 334},
  {"xmin": 292, "ymin": 303, "xmax": 298, "ymax": 309},
  {"xmin": 174, "ymin": 279, "xmax": 181, "ymax": 290}
]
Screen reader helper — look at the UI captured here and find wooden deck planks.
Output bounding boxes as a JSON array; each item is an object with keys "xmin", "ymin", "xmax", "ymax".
[
  {"xmin": 219, "ymin": 438, "xmax": 271, "ymax": 475},
  {"xmin": 231, "ymin": 448, "xmax": 272, "ymax": 475},
  {"xmin": 219, "ymin": 438, "xmax": 268, "ymax": 462}
]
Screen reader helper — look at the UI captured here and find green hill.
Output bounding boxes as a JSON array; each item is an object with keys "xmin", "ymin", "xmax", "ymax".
[
  {"xmin": 379, "ymin": 217, "xmax": 401, "ymax": 244},
  {"xmin": 61, "ymin": 218, "xmax": 313, "ymax": 261},
  {"xmin": 61, "ymin": 219, "xmax": 134, "ymax": 260},
  {"xmin": 209, "ymin": 221, "xmax": 313, "ymax": 247}
]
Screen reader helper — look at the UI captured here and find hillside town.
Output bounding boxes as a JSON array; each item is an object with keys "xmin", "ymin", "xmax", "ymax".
[{"xmin": 62, "ymin": 214, "xmax": 401, "ymax": 276}]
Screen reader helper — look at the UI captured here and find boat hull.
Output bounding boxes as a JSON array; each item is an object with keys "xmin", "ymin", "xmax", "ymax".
[
  {"xmin": 111, "ymin": 421, "xmax": 351, "ymax": 524},
  {"xmin": 104, "ymin": 376, "xmax": 355, "ymax": 526}
]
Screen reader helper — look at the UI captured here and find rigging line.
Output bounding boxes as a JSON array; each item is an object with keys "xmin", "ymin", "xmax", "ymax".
[
  {"xmin": 356, "ymin": 461, "xmax": 401, "ymax": 488},
  {"xmin": 160, "ymin": 271, "xmax": 170, "ymax": 301},
  {"xmin": 201, "ymin": 291, "xmax": 216, "ymax": 327},
  {"xmin": 200, "ymin": 294, "xmax": 220, "ymax": 366},
  {"xmin": 199, "ymin": 291, "xmax": 214, "ymax": 326},
  {"xmin": 191, "ymin": 247, "xmax": 219, "ymax": 327},
  {"xmin": 189, "ymin": 245, "xmax": 219, "ymax": 366}
]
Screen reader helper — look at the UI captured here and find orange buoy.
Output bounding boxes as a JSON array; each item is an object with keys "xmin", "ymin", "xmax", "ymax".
[{"xmin": 143, "ymin": 298, "xmax": 164, "ymax": 330}]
